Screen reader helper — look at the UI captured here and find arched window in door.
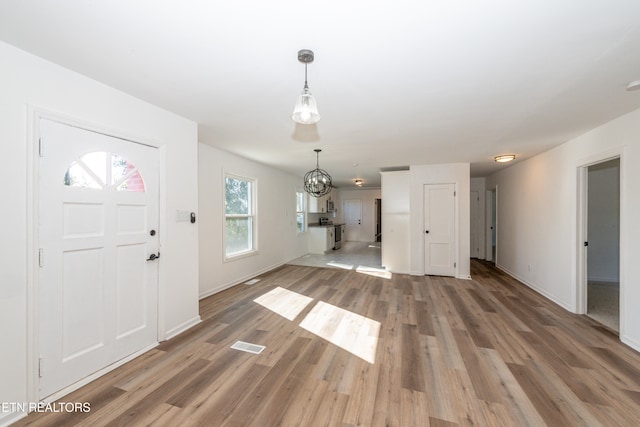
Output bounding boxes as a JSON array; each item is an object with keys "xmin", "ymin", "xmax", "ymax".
[{"xmin": 63, "ymin": 151, "xmax": 145, "ymax": 192}]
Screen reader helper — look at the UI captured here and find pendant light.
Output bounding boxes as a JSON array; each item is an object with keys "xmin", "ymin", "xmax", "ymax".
[
  {"xmin": 292, "ymin": 49, "xmax": 320, "ymax": 124},
  {"xmin": 304, "ymin": 149, "xmax": 332, "ymax": 197}
]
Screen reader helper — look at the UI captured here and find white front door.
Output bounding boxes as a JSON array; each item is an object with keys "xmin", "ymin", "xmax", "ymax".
[
  {"xmin": 424, "ymin": 184, "xmax": 456, "ymax": 276},
  {"xmin": 344, "ymin": 199, "xmax": 362, "ymax": 242},
  {"xmin": 38, "ymin": 119, "xmax": 159, "ymax": 399}
]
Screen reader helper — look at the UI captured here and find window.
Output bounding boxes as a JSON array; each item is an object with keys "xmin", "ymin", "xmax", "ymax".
[
  {"xmin": 225, "ymin": 174, "xmax": 256, "ymax": 258},
  {"xmin": 63, "ymin": 151, "xmax": 145, "ymax": 192},
  {"xmin": 296, "ymin": 191, "xmax": 306, "ymax": 233}
]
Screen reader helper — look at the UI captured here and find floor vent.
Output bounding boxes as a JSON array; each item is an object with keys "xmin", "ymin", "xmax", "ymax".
[
  {"xmin": 231, "ymin": 341, "xmax": 265, "ymax": 355},
  {"xmin": 244, "ymin": 279, "xmax": 260, "ymax": 285}
]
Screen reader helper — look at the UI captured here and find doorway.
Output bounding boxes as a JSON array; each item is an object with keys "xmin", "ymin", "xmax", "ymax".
[
  {"xmin": 470, "ymin": 190, "xmax": 480, "ymax": 258},
  {"xmin": 375, "ymin": 198, "xmax": 382, "ymax": 243},
  {"xmin": 486, "ymin": 188, "xmax": 497, "ymax": 264},
  {"xmin": 38, "ymin": 119, "xmax": 160, "ymax": 398},
  {"xmin": 344, "ymin": 199, "xmax": 363, "ymax": 242},
  {"xmin": 585, "ymin": 158, "xmax": 620, "ymax": 332}
]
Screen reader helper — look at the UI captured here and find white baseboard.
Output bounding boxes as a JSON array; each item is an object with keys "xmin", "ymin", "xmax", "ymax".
[
  {"xmin": 198, "ymin": 261, "xmax": 289, "ymax": 300},
  {"xmin": 495, "ymin": 264, "xmax": 575, "ymax": 313},
  {"xmin": 0, "ymin": 411, "xmax": 27, "ymax": 427},
  {"xmin": 164, "ymin": 316, "xmax": 202, "ymax": 341},
  {"xmin": 621, "ymin": 334, "xmax": 640, "ymax": 353},
  {"xmin": 38, "ymin": 342, "xmax": 158, "ymax": 404}
]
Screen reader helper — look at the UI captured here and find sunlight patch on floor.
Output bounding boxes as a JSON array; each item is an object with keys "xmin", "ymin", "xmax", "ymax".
[
  {"xmin": 253, "ymin": 287, "xmax": 314, "ymax": 321},
  {"xmin": 326, "ymin": 261, "xmax": 354, "ymax": 270},
  {"xmin": 299, "ymin": 301, "xmax": 380, "ymax": 363},
  {"xmin": 356, "ymin": 265, "xmax": 392, "ymax": 279}
]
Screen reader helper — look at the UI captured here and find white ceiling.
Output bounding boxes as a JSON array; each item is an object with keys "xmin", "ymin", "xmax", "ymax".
[{"xmin": 2, "ymin": 0, "xmax": 640, "ymax": 188}]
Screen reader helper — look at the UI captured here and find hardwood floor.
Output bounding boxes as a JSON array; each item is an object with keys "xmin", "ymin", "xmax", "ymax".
[{"xmin": 15, "ymin": 260, "xmax": 640, "ymax": 426}]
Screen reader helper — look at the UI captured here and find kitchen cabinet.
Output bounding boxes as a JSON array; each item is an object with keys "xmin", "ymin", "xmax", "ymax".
[
  {"xmin": 308, "ymin": 194, "xmax": 334, "ymax": 213},
  {"xmin": 308, "ymin": 226, "xmax": 335, "ymax": 254}
]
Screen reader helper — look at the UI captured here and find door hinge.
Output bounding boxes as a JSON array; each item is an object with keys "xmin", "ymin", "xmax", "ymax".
[
  {"xmin": 38, "ymin": 357, "xmax": 44, "ymax": 378},
  {"xmin": 454, "ymin": 262, "xmax": 457, "ymax": 268},
  {"xmin": 38, "ymin": 248, "xmax": 44, "ymax": 267},
  {"xmin": 454, "ymin": 191, "xmax": 456, "ymax": 197},
  {"xmin": 38, "ymin": 138, "xmax": 44, "ymax": 157}
]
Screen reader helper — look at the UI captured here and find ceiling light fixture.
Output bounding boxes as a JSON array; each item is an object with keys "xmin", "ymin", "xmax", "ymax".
[
  {"xmin": 292, "ymin": 49, "xmax": 320, "ymax": 125},
  {"xmin": 626, "ymin": 80, "xmax": 640, "ymax": 91},
  {"xmin": 494, "ymin": 154, "xmax": 516, "ymax": 163},
  {"xmin": 304, "ymin": 149, "xmax": 332, "ymax": 197},
  {"xmin": 354, "ymin": 179, "xmax": 363, "ymax": 187}
]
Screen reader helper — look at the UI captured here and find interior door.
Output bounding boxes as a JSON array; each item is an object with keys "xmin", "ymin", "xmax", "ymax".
[
  {"xmin": 38, "ymin": 119, "xmax": 159, "ymax": 398},
  {"xmin": 470, "ymin": 190, "xmax": 480, "ymax": 258},
  {"xmin": 344, "ymin": 199, "xmax": 362, "ymax": 242},
  {"xmin": 424, "ymin": 184, "xmax": 456, "ymax": 276}
]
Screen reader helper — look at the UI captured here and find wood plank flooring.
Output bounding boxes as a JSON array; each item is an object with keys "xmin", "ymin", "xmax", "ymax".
[{"xmin": 15, "ymin": 260, "xmax": 640, "ymax": 426}]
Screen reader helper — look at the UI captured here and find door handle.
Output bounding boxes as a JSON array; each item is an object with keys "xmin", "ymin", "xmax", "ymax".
[
  {"xmin": 425, "ymin": 230, "xmax": 429, "ymax": 234},
  {"xmin": 146, "ymin": 253, "xmax": 160, "ymax": 261}
]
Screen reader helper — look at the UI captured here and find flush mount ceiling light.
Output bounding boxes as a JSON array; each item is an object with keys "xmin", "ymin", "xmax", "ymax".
[
  {"xmin": 494, "ymin": 154, "xmax": 516, "ymax": 163},
  {"xmin": 304, "ymin": 149, "xmax": 332, "ymax": 197},
  {"xmin": 354, "ymin": 179, "xmax": 364, "ymax": 187},
  {"xmin": 292, "ymin": 49, "xmax": 320, "ymax": 125},
  {"xmin": 626, "ymin": 80, "xmax": 640, "ymax": 91}
]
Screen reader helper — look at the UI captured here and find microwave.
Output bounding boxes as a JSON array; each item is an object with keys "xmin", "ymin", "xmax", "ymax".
[{"xmin": 327, "ymin": 199, "xmax": 335, "ymax": 212}]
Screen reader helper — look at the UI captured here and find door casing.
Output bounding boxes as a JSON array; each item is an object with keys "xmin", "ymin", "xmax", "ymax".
[
  {"xmin": 576, "ymin": 148, "xmax": 625, "ymax": 338},
  {"xmin": 27, "ymin": 108, "xmax": 167, "ymax": 404}
]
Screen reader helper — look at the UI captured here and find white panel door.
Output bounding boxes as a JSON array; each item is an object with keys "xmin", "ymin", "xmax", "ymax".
[
  {"xmin": 424, "ymin": 184, "xmax": 456, "ymax": 276},
  {"xmin": 38, "ymin": 119, "xmax": 159, "ymax": 399},
  {"xmin": 344, "ymin": 199, "xmax": 362, "ymax": 242}
]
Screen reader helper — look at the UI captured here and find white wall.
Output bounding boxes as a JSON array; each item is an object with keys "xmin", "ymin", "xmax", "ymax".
[
  {"xmin": 334, "ymin": 188, "xmax": 382, "ymax": 242},
  {"xmin": 198, "ymin": 143, "xmax": 308, "ymax": 298},
  {"xmin": 410, "ymin": 163, "xmax": 471, "ymax": 279},
  {"xmin": 486, "ymin": 107, "xmax": 640, "ymax": 351},
  {"xmin": 0, "ymin": 41, "xmax": 200, "ymax": 426},
  {"xmin": 587, "ymin": 159, "xmax": 620, "ymax": 283},
  {"xmin": 381, "ymin": 171, "xmax": 410, "ymax": 273}
]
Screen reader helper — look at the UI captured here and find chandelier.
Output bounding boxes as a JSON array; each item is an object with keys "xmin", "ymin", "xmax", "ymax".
[
  {"xmin": 292, "ymin": 49, "xmax": 320, "ymax": 124},
  {"xmin": 304, "ymin": 149, "xmax": 332, "ymax": 197}
]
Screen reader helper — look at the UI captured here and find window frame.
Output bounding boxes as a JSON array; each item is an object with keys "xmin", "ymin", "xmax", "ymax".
[
  {"xmin": 223, "ymin": 172, "xmax": 258, "ymax": 261},
  {"xmin": 296, "ymin": 190, "xmax": 307, "ymax": 233}
]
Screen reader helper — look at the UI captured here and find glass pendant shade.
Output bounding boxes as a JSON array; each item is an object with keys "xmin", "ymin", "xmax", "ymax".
[{"xmin": 292, "ymin": 86, "xmax": 320, "ymax": 124}]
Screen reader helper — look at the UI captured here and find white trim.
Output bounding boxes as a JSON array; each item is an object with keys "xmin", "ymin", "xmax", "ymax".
[
  {"xmin": 27, "ymin": 107, "xmax": 166, "ymax": 403},
  {"xmin": 0, "ymin": 341, "xmax": 158, "ymax": 427},
  {"xmin": 157, "ymin": 144, "xmax": 168, "ymax": 341},
  {"xmin": 42, "ymin": 343, "xmax": 158, "ymax": 403},
  {"xmin": 199, "ymin": 260, "xmax": 289, "ymax": 300},
  {"xmin": 164, "ymin": 316, "xmax": 202, "ymax": 341},
  {"xmin": 0, "ymin": 409, "xmax": 27, "ymax": 427},
  {"xmin": 26, "ymin": 105, "xmax": 40, "ymax": 414},
  {"xmin": 495, "ymin": 264, "xmax": 574, "ymax": 312},
  {"xmin": 621, "ymin": 334, "xmax": 640, "ymax": 353},
  {"xmin": 575, "ymin": 147, "xmax": 624, "ymax": 337},
  {"xmin": 222, "ymin": 171, "xmax": 258, "ymax": 262}
]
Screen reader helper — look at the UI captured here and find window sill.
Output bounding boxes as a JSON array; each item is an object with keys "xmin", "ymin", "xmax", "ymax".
[{"xmin": 224, "ymin": 249, "xmax": 258, "ymax": 263}]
